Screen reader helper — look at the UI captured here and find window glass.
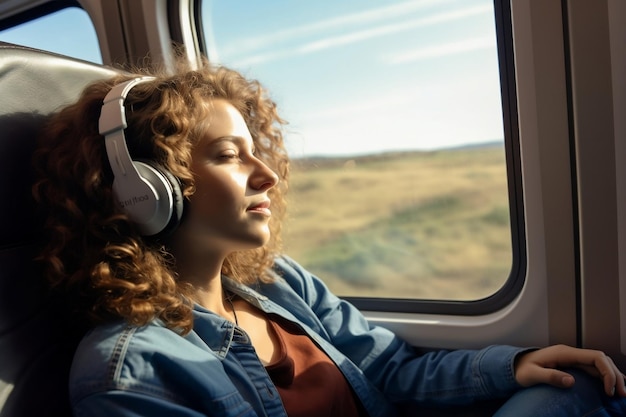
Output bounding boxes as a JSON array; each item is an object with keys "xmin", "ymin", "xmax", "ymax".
[
  {"xmin": 201, "ymin": 0, "xmax": 514, "ymax": 301},
  {"xmin": 0, "ymin": 7, "xmax": 101, "ymax": 64}
]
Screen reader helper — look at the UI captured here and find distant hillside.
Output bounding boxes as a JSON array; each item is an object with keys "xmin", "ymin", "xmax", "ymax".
[
  {"xmin": 291, "ymin": 140, "xmax": 504, "ymax": 169},
  {"xmin": 284, "ymin": 143, "xmax": 513, "ymax": 300}
]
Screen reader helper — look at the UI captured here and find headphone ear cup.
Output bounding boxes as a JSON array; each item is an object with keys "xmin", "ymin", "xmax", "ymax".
[
  {"xmin": 148, "ymin": 162, "xmax": 185, "ymax": 236},
  {"xmin": 132, "ymin": 161, "xmax": 184, "ymax": 237}
]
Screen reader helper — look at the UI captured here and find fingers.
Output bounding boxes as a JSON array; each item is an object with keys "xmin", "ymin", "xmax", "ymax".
[
  {"xmin": 617, "ymin": 372, "xmax": 626, "ymax": 397},
  {"xmin": 514, "ymin": 345, "xmax": 626, "ymax": 397},
  {"xmin": 535, "ymin": 345, "xmax": 621, "ymax": 396},
  {"xmin": 515, "ymin": 361, "xmax": 574, "ymax": 388},
  {"xmin": 582, "ymin": 349, "xmax": 625, "ymax": 397},
  {"xmin": 600, "ymin": 355, "xmax": 626, "ymax": 397},
  {"xmin": 541, "ymin": 368, "xmax": 576, "ymax": 389}
]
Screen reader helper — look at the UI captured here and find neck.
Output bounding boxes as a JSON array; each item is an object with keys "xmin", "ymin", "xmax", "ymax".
[
  {"xmin": 175, "ymin": 256, "xmax": 232, "ymax": 317},
  {"xmin": 167, "ymin": 234, "xmax": 236, "ymax": 320},
  {"xmin": 183, "ymin": 275, "xmax": 238, "ymax": 324}
]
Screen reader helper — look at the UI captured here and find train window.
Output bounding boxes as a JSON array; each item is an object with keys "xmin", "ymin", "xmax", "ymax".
[
  {"xmin": 0, "ymin": 6, "xmax": 101, "ymax": 64},
  {"xmin": 200, "ymin": 0, "xmax": 522, "ymax": 309}
]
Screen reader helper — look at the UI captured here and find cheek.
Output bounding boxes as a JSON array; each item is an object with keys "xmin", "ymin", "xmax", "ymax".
[
  {"xmin": 189, "ymin": 170, "xmax": 245, "ymax": 211},
  {"xmin": 184, "ymin": 188, "xmax": 230, "ymax": 231},
  {"xmin": 191, "ymin": 184, "xmax": 227, "ymax": 214}
]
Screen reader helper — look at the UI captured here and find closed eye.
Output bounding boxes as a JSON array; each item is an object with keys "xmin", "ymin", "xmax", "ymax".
[
  {"xmin": 210, "ymin": 136, "xmax": 255, "ymax": 162},
  {"xmin": 218, "ymin": 150, "xmax": 239, "ymax": 160}
]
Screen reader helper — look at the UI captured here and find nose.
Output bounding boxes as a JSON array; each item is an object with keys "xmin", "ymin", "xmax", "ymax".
[{"xmin": 250, "ymin": 157, "xmax": 279, "ymax": 191}]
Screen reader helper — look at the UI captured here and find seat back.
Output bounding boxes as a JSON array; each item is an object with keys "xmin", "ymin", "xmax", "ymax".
[{"xmin": 0, "ymin": 42, "xmax": 119, "ymax": 417}]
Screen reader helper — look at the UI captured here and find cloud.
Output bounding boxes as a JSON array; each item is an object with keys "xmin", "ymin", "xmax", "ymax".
[
  {"xmin": 221, "ymin": 3, "xmax": 493, "ymax": 68},
  {"xmin": 219, "ymin": 0, "xmax": 455, "ymax": 56},
  {"xmin": 386, "ymin": 36, "xmax": 496, "ymax": 64},
  {"xmin": 299, "ymin": 6, "xmax": 492, "ymax": 54}
]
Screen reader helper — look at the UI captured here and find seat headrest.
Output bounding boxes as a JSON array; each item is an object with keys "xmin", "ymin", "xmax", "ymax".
[
  {"xmin": 0, "ymin": 43, "xmax": 119, "ymax": 248},
  {"xmin": 0, "ymin": 42, "xmax": 120, "ymax": 417}
]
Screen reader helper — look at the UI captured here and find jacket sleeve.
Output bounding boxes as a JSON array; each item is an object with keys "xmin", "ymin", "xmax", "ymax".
[{"xmin": 272, "ymin": 255, "xmax": 526, "ymax": 407}]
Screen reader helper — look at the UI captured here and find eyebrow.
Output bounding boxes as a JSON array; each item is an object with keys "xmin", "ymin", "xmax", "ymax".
[
  {"xmin": 211, "ymin": 135, "xmax": 256, "ymax": 152},
  {"xmin": 213, "ymin": 135, "xmax": 245, "ymax": 144}
]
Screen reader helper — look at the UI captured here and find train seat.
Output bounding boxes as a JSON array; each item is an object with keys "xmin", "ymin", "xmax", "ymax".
[{"xmin": 0, "ymin": 41, "xmax": 118, "ymax": 417}]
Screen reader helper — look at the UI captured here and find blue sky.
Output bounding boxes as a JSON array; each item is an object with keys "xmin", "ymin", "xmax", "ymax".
[
  {"xmin": 0, "ymin": 7, "xmax": 101, "ymax": 64},
  {"xmin": 204, "ymin": 0, "xmax": 504, "ymax": 157},
  {"xmin": 0, "ymin": 0, "xmax": 503, "ymax": 158}
]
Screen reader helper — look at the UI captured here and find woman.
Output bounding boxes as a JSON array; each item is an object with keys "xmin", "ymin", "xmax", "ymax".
[{"xmin": 33, "ymin": 59, "xmax": 626, "ymax": 416}]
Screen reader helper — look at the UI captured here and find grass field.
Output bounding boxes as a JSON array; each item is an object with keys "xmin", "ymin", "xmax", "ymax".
[{"xmin": 282, "ymin": 144, "xmax": 513, "ymax": 301}]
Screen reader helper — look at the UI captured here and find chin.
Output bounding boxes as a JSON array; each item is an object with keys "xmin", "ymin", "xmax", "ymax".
[
  {"xmin": 239, "ymin": 232, "xmax": 271, "ymax": 249},
  {"xmin": 251, "ymin": 235, "xmax": 271, "ymax": 248}
]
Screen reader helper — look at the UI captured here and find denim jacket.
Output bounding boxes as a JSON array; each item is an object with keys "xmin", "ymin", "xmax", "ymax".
[{"xmin": 70, "ymin": 256, "xmax": 525, "ymax": 417}]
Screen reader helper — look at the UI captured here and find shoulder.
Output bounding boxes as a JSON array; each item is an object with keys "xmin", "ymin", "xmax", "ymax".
[
  {"xmin": 69, "ymin": 321, "xmax": 217, "ymax": 404},
  {"xmin": 72, "ymin": 321, "xmax": 197, "ymax": 369},
  {"xmin": 69, "ymin": 321, "xmax": 256, "ymax": 415}
]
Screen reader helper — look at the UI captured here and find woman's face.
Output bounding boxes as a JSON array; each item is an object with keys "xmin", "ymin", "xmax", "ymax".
[{"xmin": 173, "ymin": 99, "xmax": 279, "ymax": 256}]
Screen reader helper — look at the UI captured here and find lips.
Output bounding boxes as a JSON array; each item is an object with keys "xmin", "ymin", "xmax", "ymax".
[{"xmin": 247, "ymin": 200, "xmax": 271, "ymax": 216}]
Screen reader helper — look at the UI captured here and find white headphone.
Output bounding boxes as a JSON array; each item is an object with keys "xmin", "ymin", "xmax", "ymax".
[{"xmin": 98, "ymin": 77, "xmax": 184, "ymax": 237}]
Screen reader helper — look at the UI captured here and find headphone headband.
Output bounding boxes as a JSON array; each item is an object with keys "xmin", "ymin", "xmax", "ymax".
[
  {"xmin": 99, "ymin": 77, "xmax": 155, "ymax": 136},
  {"xmin": 99, "ymin": 77, "xmax": 156, "ymax": 179}
]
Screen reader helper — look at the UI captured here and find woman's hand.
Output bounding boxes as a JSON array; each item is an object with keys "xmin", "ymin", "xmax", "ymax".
[{"xmin": 514, "ymin": 344, "xmax": 626, "ymax": 397}]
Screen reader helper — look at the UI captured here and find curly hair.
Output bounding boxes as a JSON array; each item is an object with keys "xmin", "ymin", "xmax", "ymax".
[{"xmin": 32, "ymin": 59, "xmax": 290, "ymax": 334}]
